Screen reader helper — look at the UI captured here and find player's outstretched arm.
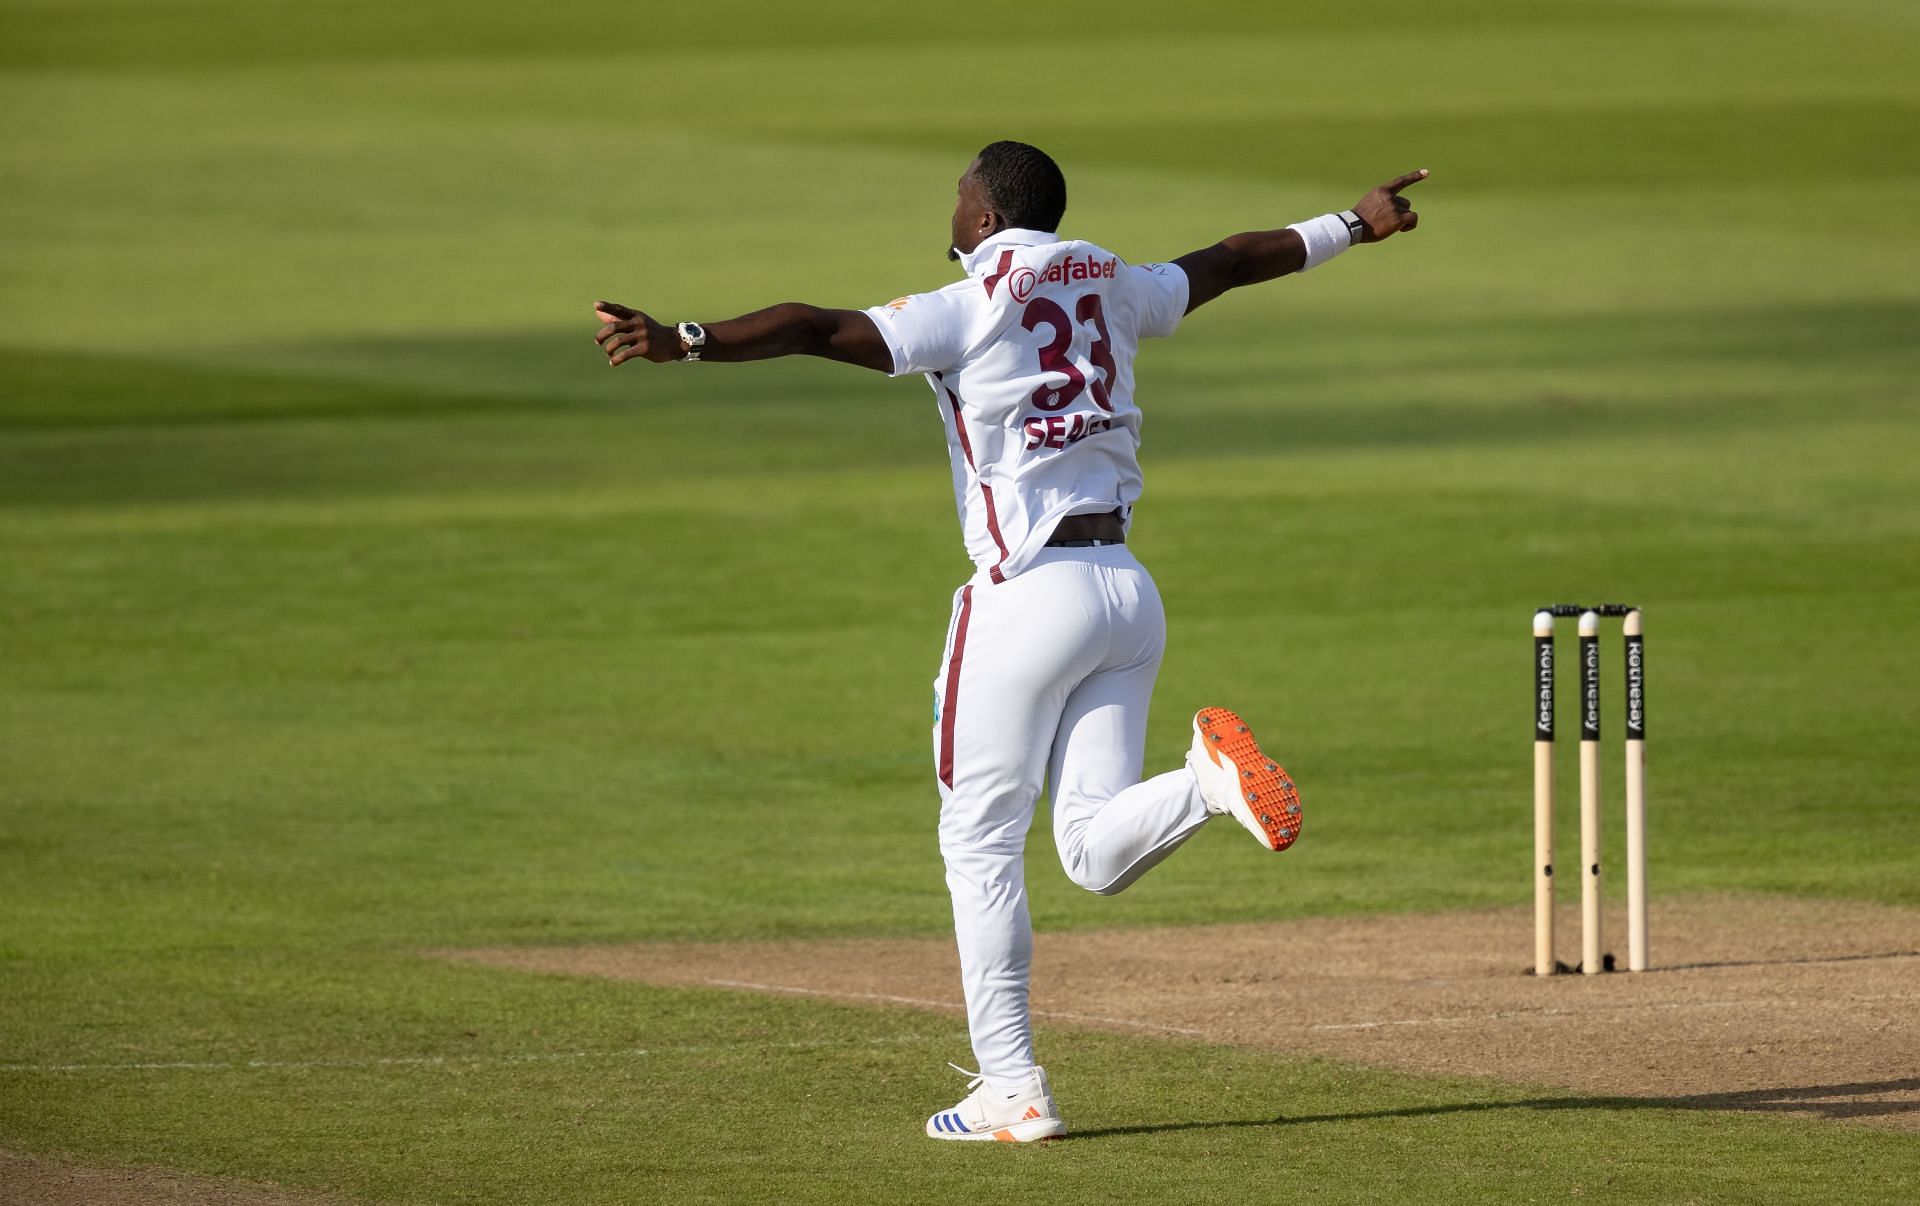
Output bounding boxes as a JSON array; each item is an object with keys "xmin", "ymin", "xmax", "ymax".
[
  {"xmin": 593, "ymin": 301, "xmax": 893, "ymax": 373},
  {"xmin": 1173, "ymin": 169, "xmax": 1428, "ymax": 315}
]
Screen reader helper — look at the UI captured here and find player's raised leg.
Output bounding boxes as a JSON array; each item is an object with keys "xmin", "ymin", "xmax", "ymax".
[{"xmin": 1048, "ymin": 552, "xmax": 1212, "ymax": 895}]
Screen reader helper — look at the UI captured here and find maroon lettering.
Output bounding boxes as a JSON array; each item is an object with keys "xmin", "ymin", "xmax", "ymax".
[
  {"xmin": 1019, "ymin": 410, "xmax": 1115, "ymax": 454},
  {"xmin": 1018, "ymin": 288, "xmax": 1117, "ymax": 423},
  {"xmin": 1020, "ymin": 296, "xmax": 1086, "ymax": 411},
  {"xmin": 1076, "ymin": 293, "xmax": 1116, "ymax": 412}
]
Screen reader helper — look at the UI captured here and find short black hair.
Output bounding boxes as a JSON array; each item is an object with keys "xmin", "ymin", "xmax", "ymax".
[{"xmin": 974, "ymin": 141, "xmax": 1067, "ymax": 233}]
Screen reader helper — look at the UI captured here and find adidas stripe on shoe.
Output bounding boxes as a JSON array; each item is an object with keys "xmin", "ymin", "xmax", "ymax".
[{"xmin": 924, "ymin": 1064, "xmax": 1066, "ymax": 1143}]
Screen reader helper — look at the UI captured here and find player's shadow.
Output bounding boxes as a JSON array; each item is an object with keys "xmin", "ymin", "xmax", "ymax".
[{"xmin": 1072, "ymin": 1077, "xmax": 1920, "ymax": 1140}]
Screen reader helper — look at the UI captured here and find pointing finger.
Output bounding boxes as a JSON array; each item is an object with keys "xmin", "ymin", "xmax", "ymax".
[
  {"xmin": 1383, "ymin": 168, "xmax": 1430, "ymax": 195},
  {"xmin": 595, "ymin": 300, "xmax": 638, "ymax": 320}
]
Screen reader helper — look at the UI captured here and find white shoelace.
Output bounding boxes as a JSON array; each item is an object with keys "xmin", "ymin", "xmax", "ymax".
[
  {"xmin": 947, "ymin": 1061, "xmax": 986, "ymax": 1093},
  {"xmin": 946, "ymin": 1061, "xmax": 1029, "ymax": 1102}
]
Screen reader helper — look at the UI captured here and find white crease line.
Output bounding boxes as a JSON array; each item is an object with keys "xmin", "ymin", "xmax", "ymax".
[
  {"xmin": 704, "ymin": 978, "xmax": 1205, "ymax": 1037},
  {"xmin": 0, "ymin": 1034, "xmax": 933, "ymax": 1074},
  {"xmin": 705, "ymin": 979, "xmax": 960, "ymax": 1013},
  {"xmin": 1313, "ymin": 994, "xmax": 1920, "ymax": 1032}
]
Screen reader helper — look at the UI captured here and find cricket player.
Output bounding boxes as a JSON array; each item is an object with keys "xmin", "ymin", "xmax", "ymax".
[{"xmin": 594, "ymin": 141, "xmax": 1425, "ymax": 1142}]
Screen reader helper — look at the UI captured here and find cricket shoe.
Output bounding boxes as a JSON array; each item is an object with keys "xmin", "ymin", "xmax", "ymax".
[
  {"xmin": 1188, "ymin": 708, "xmax": 1303, "ymax": 851},
  {"xmin": 925, "ymin": 1064, "xmax": 1067, "ymax": 1143}
]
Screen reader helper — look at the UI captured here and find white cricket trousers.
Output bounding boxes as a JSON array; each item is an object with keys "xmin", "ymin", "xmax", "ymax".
[{"xmin": 932, "ymin": 544, "xmax": 1211, "ymax": 1090}]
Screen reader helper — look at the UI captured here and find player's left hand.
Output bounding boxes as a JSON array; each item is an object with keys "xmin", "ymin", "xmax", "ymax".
[
  {"xmin": 594, "ymin": 301, "xmax": 683, "ymax": 365},
  {"xmin": 1351, "ymin": 169, "xmax": 1429, "ymax": 243}
]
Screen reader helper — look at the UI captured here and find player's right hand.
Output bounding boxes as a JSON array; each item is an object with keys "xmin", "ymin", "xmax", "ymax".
[
  {"xmin": 594, "ymin": 301, "xmax": 683, "ymax": 365},
  {"xmin": 1351, "ymin": 169, "xmax": 1429, "ymax": 243}
]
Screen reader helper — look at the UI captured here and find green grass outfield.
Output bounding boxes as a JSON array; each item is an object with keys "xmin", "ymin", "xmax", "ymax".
[{"xmin": 3, "ymin": 0, "xmax": 1917, "ymax": 1200}]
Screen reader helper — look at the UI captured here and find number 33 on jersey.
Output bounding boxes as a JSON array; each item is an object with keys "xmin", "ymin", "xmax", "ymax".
[{"xmin": 865, "ymin": 228, "xmax": 1189, "ymax": 585}]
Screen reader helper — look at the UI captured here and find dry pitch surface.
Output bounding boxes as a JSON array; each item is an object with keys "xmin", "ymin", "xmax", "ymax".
[{"xmin": 451, "ymin": 896, "xmax": 1920, "ymax": 1131}]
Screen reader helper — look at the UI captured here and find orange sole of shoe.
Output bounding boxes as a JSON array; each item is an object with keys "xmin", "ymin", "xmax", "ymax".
[{"xmin": 1195, "ymin": 708, "xmax": 1302, "ymax": 851}]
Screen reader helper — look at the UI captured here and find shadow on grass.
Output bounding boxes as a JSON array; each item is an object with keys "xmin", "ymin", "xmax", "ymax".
[{"xmin": 1076, "ymin": 1077, "xmax": 1920, "ymax": 1139}]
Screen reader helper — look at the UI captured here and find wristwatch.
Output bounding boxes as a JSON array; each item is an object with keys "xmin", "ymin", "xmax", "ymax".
[
  {"xmin": 676, "ymin": 321, "xmax": 707, "ymax": 362},
  {"xmin": 1339, "ymin": 210, "xmax": 1368, "ymax": 245}
]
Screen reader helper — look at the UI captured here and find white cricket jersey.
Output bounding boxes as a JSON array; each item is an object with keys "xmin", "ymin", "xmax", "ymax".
[{"xmin": 864, "ymin": 228, "xmax": 1189, "ymax": 583}]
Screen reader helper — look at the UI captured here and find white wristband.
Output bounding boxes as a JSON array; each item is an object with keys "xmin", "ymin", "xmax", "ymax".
[{"xmin": 1286, "ymin": 211, "xmax": 1357, "ymax": 271}]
